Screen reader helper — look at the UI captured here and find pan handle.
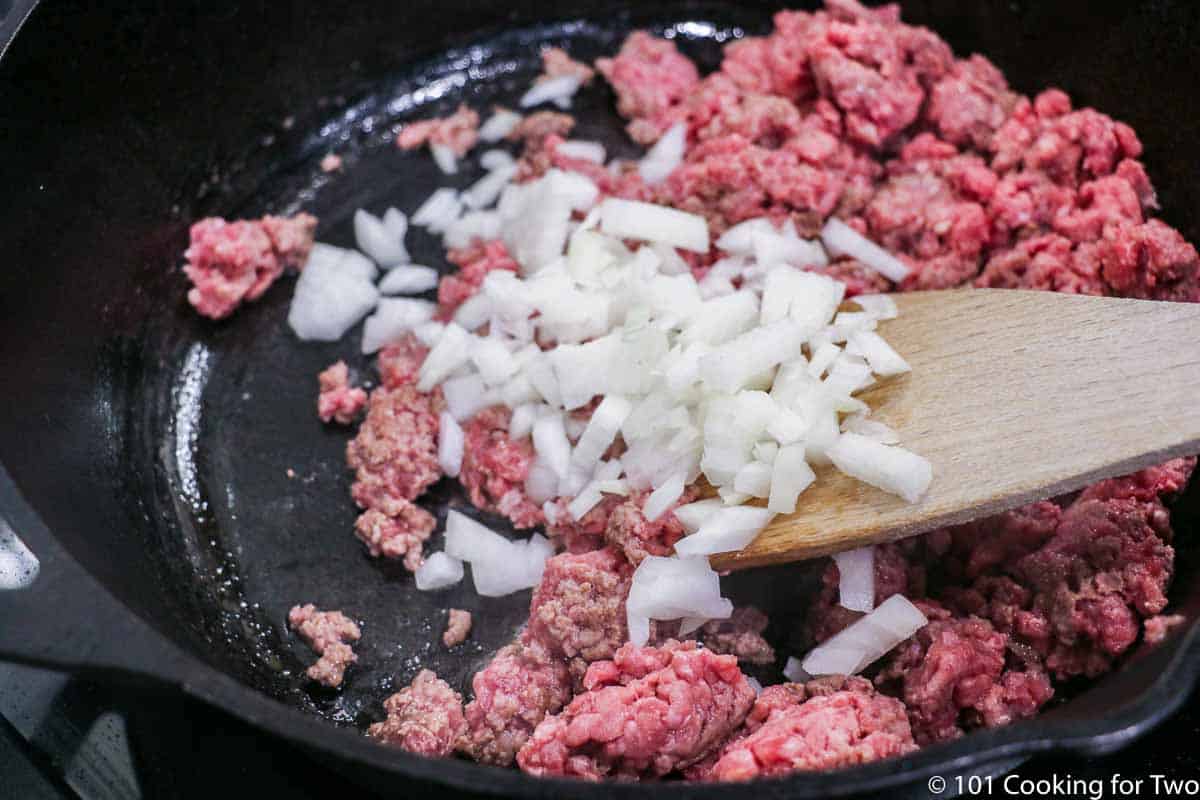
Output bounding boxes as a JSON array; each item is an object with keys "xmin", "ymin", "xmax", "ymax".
[
  {"xmin": 0, "ymin": 465, "xmax": 196, "ymax": 688},
  {"xmin": 0, "ymin": 0, "xmax": 39, "ymax": 59}
]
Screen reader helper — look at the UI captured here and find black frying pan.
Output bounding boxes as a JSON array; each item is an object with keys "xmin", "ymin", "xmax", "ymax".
[{"xmin": 2, "ymin": 0, "xmax": 1200, "ymax": 796}]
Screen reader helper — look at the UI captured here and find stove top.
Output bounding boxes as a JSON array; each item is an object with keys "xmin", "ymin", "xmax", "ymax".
[{"xmin": 3, "ymin": 662, "xmax": 1199, "ymax": 800}]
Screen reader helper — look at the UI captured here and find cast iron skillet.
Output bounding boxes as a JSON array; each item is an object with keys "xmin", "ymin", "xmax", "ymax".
[{"xmin": 2, "ymin": 0, "xmax": 1200, "ymax": 796}]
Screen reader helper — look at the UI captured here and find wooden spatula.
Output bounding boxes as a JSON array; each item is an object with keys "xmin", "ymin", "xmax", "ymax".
[{"xmin": 710, "ymin": 289, "xmax": 1200, "ymax": 572}]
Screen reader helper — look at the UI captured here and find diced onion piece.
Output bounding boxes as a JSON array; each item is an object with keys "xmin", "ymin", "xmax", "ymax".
[
  {"xmin": 444, "ymin": 210, "xmax": 503, "ymax": 249},
  {"xmin": 383, "ymin": 208, "xmax": 409, "ymax": 242},
  {"xmin": 532, "ymin": 412, "xmax": 572, "ymax": 479},
  {"xmin": 417, "ymin": 323, "xmax": 471, "ymax": 392},
  {"xmin": 463, "ymin": 165, "xmax": 518, "ymax": 210},
  {"xmin": 674, "ymin": 505, "xmax": 774, "ymax": 556},
  {"xmin": 442, "ymin": 373, "xmax": 496, "ymax": 422},
  {"xmin": 807, "ymin": 341, "xmax": 842, "ymax": 378},
  {"xmin": 480, "ymin": 149, "xmax": 516, "ymax": 171},
  {"xmin": 378, "ymin": 265, "xmax": 439, "ymax": 295},
  {"xmin": 801, "ymin": 594, "xmax": 927, "ymax": 676},
  {"xmin": 626, "ymin": 556, "xmax": 733, "ymax": 646},
  {"xmin": 679, "ymin": 291, "xmax": 759, "ymax": 346},
  {"xmin": 430, "ymin": 143, "xmax": 458, "ymax": 175},
  {"xmin": 354, "ymin": 209, "xmax": 409, "ymax": 267},
  {"xmin": 671, "ymin": 499, "xmax": 723, "ymax": 534},
  {"xmin": 700, "ymin": 321, "xmax": 807, "ymax": 394},
  {"xmin": 852, "ymin": 293, "xmax": 898, "ymax": 320},
  {"xmin": 733, "ymin": 461, "xmax": 773, "ymax": 498},
  {"xmin": 288, "ymin": 250, "xmax": 380, "ymax": 342},
  {"xmin": 414, "ymin": 552, "xmax": 465, "ymax": 591},
  {"xmin": 846, "ymin": 330, "xmax": 911, "ymax": 377},
  {"xmin": 520, "ymin": 75, "xmax": 582, "ymax": 109},
  {"xmin": 508, "ymin": 403, "xmax": 540, "ymax": 440},
  {"xmin": 438, "ymin": 412, "xmax": 465, "ymax": 478},
  {"xmin": 557, "ymin": 139, "xmax": 606, "ymax": 163},
  {"xmin": 479, "ymin": 109, "xmax": 522, "ymax": 142},
  {"xmin": 842, "ymin": 414, "xmax": 900, "ymax": 445},
  {"xmin": 569, "ymin": 394, "xmax": 633, "ymax": 475},
  {"xmin": 638, "ymin": 122, "xmax": 686, "ymax": 185},
  {"xmin": 746, "ymin": 676, "xmax": 764, "ymax": 695},
  {"xmin": 827, "ymin": 433, "xmax": 932, "ymax": 503},
  {"xmin": 833, "ymin": 546, "xmax": 875, "ymax": 613},
  {"xmin": 412, "ymin": 188, "xmax": 463, "ymax": 233},
  {"xmin": 360, "ymin": 298, "xmax": 436, "ymax": 354},
  {"xmin": 598, "ymin": 198, "xmax": 709, "ymax": 253},
  {"xmin": 821, "ymin": 218, "xmax": 909, "ymax": 283},
  {"xmin": 525, "ymin": 457, "xmax": 559, "ymax": 505},
  {"xmin": 782, "ymin": 656, "xmax": 810, "ymax": 683},
  {"xmin": 470, "ymin": 336, "xmax": 518, "ymax": 385},
  {"xmin": 767, "ymin": 444, "xmax": 816, "ymax": 514},
  {"xmin": 444, "ymin": 510, "xmax": 549, "ymax": 597},
  {"xmin": 643, "ymin": 472, "xmax": 686, "ymax": 522}
]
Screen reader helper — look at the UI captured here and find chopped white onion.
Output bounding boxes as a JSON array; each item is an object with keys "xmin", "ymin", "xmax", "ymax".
[
  {"xmin": 417, "ymin": 323, "xmax": 471, "ymax": 392},
  {"xmin": 846, "ymin": 330, "xmax": 911, "ymax": 377},
  {"xmin": 598, "ymin": 198, "xmax": 710, "ymax": 253},
  {"xmin": 674, "ymin": 505, "xmax": 774, "ymax": 556},
  {"xmin": 638, "ymin": 122, "xmax": 686, "ymax": 185},
  {"xmin": 288, "ymin": 247, "xmax": 380, "ymax": 342},
  {"xmin": 827, "ymin": 433, "xmax": 932, "ymax": 504},
  {"xmin": 852, "ymin": 293, "xmax": 899, "ymax": 320},
  {"xmin": 412, "ymin": 188, "xmax": 463, "ymax": 233},
  {"xmin": 414, "ymin": 552, "xmax": 465, "ymax": 591},
  {"xmin": 444, "ymin": 511, "xmax": 549, "ymax": 597},
  {"xmin": 360, "ymin": 297, "xmax": 436, "ymax": 353},
  {"xmin": 442, "ymin": 373, "xmax": 495, "ymax": 422},
  {"xmin": 833, "ymin": 546, "xmax": 875, "ymax": 613},
  {"xmin": 383, "ymin": 208, "xmax": 408, "ymax": 241},
  {"xmin": 479, "ymin": 109, "xmax": 522, "ymax": 142},
  {"xmin": 438, "ymin": 412, "xmax": 465, "ymax": 478},
  {"xmin": 801, "ymin": 594, "xmax": 927, "ymax": 676},
  {"xmin": 782, "ymin": 656, "xmax": 810, "ymax": 683},
  {"xmin": 821, "ymin": 218, "xmax": 910, "ymax": 283},
  {"xmin": 354, "ymin": 209, "xmax": 409, "ymax": 267},
  {"xmin": 519, "ymin": 75, "xmax": 581, "ymax": 109},
  {"xmin": 463, "ymin": 165, "xmax": 518, "ymax": 210},
  {"xmin": 643, "ymin": 472, "xmax": 686, "ymax": 522},
  {"xmin": 626, "ymin": 556, "xmax": 733, "ymax": 647},
  {"xmin": 430, "ymin": 143, "xmax": 458, "ymax": 175},
  {"xmin": 532, "ymin": 412, "xmax": 572, "ymax": 479},
  {"xmin": 378, "ymin": 265, "xmax": 439, "ymax": 295},
  {"xmin": 767, "ymin": 444, "xmax": 816, "ymax": 514},
  {"xmin": 842, "ymin": 414, "xmax": 900, "ymax": 445},
  {"xmin": 480, "ymin": 148, "xmax": 516, "ymax": 171}
]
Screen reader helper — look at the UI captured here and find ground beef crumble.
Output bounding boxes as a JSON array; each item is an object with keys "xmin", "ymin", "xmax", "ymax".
[
  {"xmin": 317, "ymin": 360, "xmax": 367, "ymax": 424},
  {"xmin": 458, "ymin": 406, "xmax": 544, "ymax": 529},
  {"xmin": 369, "ymin": 669, "xmax": 467, "ymax": 756},
  {"xmin": 183, "ymin": 212, "xmax": 316, "ymax": 319},
  {"xmin": 517, "ymin": 641, "xmax": 755, "ymax": 780},
  {"xmin": 287, "ymin": 604, "xmax": 360, "ymax": 688},
  {"xmin": 396, "ymin": 103, "xmax": 480, "ymax": 157},
  {"xmin": 443, "ymin": 609, "xmax": 473, "ymax": 648}
]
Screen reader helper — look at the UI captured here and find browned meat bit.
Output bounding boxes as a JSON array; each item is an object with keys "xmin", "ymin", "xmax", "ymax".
[
  {"xmin": 538, "ymin": 47, "xmax": 594, "ymax": 85},
  {"xmin": 875, "ymin": 602, "xmax": 1053, "ymax": 744},
  {"xmin": 697, "ymin": 606, "xmax": 776, "ymax": 665},
  {"xmin": 354, "ymin": 505, "xmax": 435, "ymax": 571},
  {"xmin": 1144, "ymin": 614, "xmax": 1187, "ymax": 645},
  {"xmin": 288, "ymin": 604, "xmax": 361, "ymax": 688},
  {"xmin": 443, "ymin": 609, "xmax": 472, "ymax": 648},
  {"xmin": 369, "ymin": 670, "xmax": 467, "ymax": 757},
  {"xmin": 458, "ymin": 635, "xmax": 572, "ymax": 766},
  {"xmin": 602, "ymin": 487, "xmax": 698, "ymax": 566},
  {"xmin": 517, "ymin": 640, "xmax": 755, "ymax": 780},
  {"xmin": 317, "ymin": 360, "xmax": 367, "ymax": 424},
  {"xmin": 526, "ymin": 547, "xmax": 633, "ymax": 678},
  {"xmin": 705, "ymin": 679, "xmax": 916, "ymax": 780},
  {"xmin": 319, "ymin": 153, "xmax": 343, "ymax": 172},
  {"xmin": 396, "ymin": 103, "xmax": 480, "ymax": 157}
]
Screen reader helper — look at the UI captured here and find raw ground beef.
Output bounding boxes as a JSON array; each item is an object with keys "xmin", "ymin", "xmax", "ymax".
[
  {"xmin": 369, "ymin": 670, "xmax": 467, "ymax": 756},
  {"xmin": 376, "ymin": 333, "xmax": 430, "ymax": 389},
  {"xmin": 701, "ymin": 676, "xmax": 916, "ymax": 781},
  {"xmin": 543, "ymin": 494, "xmax": 623, "ymax": 554},
  {"xmin": 459, "ymin": 635, "xmax": 573, "ymax": 766},
  {"xmin": 602, "ymin": 487, "xmax": 699, "ymax": 565},
  {"xmin": 595, "ymin": 31, "xmax": 700, "ymax": 145},
  {"xmin": 526, "ymin": 547, "xmax": 633, "ymax": 676},
  {"xmin": 517, "ymin": 641, "xmax": 755, "ymax": 779},
  {"xmin": 1144, "ymin": 614, "xmax": 1187, "ymax": 645},
  {"xmin": 345, "ymin": 384, "xmax": 441, "ymax": 568},
  {"xmin": 458, "ymin": 406, "xmax": 543, "ymax": 529},
  {"xmin": 317, "ymin": 361, "xmax": 367, "ymax": 424},
  {"xmin": 443, "ymin": 609, "xmax": 473, "ymax": 648},
  {"xmin": 183, "ymin": 212, "xmax": 316, "ymax": 319},
  {"xmin": 396, "ymin": 103, "xmax": 480, "ymax": 157},
  {"xmin": 287, "ymin": 604, "xmax": 360, "ymax": 688},
  {"xmin": 539, "ymin": 47, "xmax": 594, "ymax": 85}
]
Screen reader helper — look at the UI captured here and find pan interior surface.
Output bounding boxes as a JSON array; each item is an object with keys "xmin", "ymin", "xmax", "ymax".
[{"xmin": 0, "ymin": 0, "xmax": 1199, "ymax": 792}]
